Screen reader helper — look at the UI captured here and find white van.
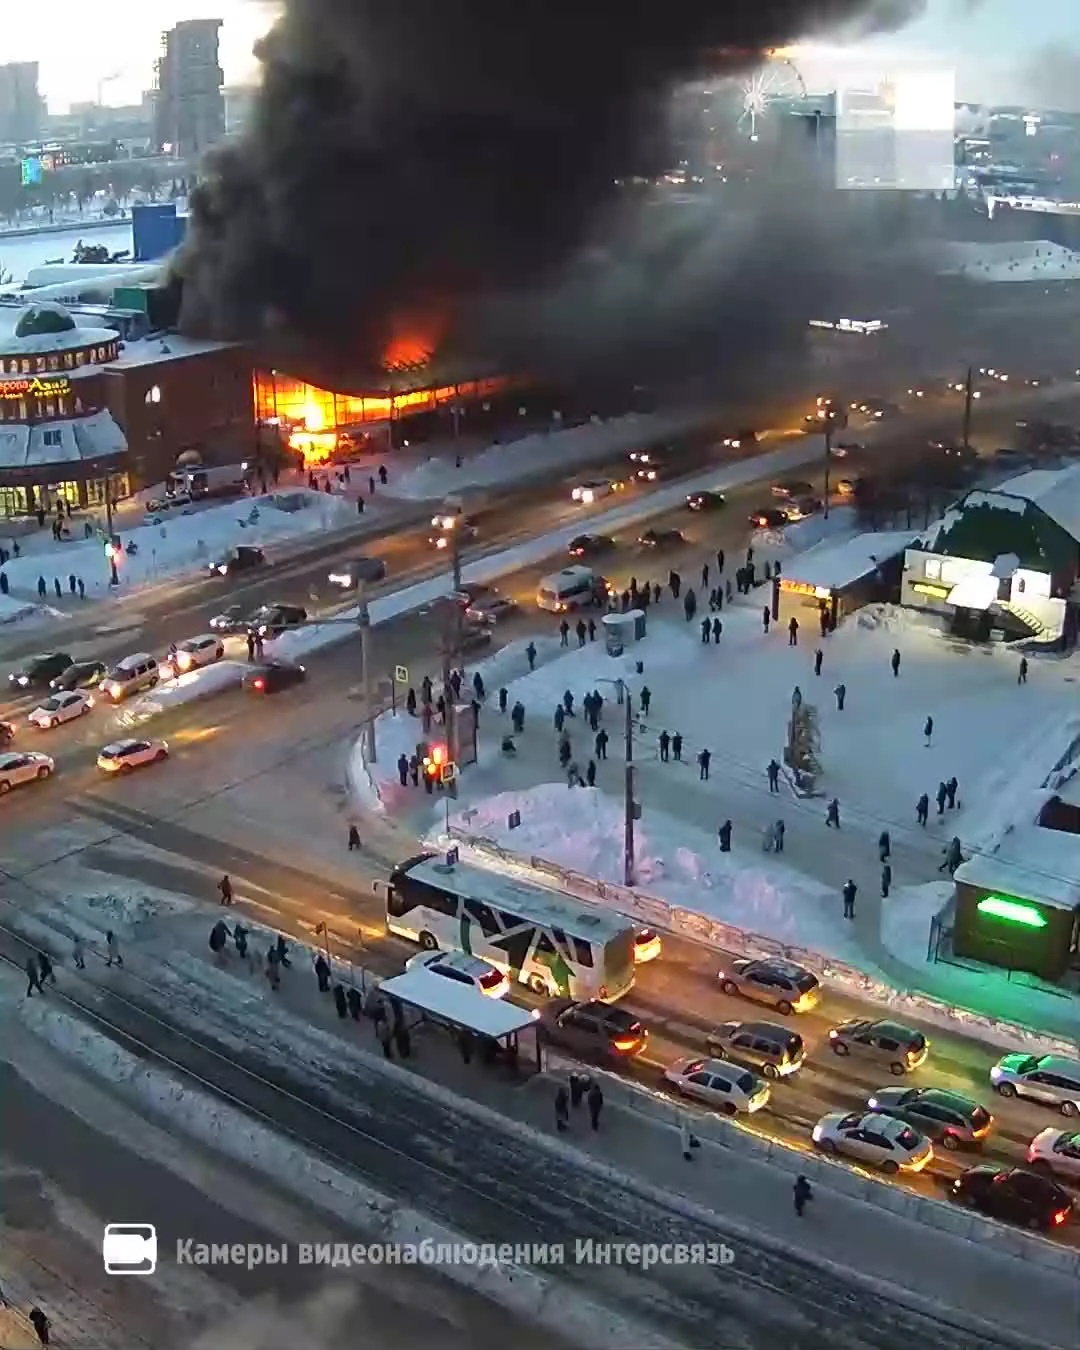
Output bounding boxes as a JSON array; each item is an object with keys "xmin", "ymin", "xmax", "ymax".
[
  {"xmin": 537, "ymin": 566, "xmax": 605, "ymax": 613},
  {"xmin": 103, "ymin": 653, "xmax": 160, "ymax": 702}
]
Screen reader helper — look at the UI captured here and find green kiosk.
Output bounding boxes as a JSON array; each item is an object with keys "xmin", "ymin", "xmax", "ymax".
[{"xmin": 953, "ymin": 854, "xmax": 1079, "ymax": 983}]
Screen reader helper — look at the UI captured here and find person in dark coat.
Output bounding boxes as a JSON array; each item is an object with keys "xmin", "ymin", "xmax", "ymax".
[
  {"xmin": 793, "ymin": 1175, "xmax": 813, "ymax": 1217},
  {"xmin": 396, "ymin": 754, "xmax": 409, "ymax": 787},
  {"xmin": 788, "ymin": 616, "xmax": 798, "ymax": 646},
  {"xmin": 498, "ymin": 687, "xmax": 508, "ymax": 715},
  {"xmin": 814, "ymin": 649, "xmax": 823, "ymax": 676},
  {"xmin": 878, "ymin": 830, "xmax": 890, "ymax": 862},
  {"xmin": 1017, "ymin": 657, "xmax": 1028, "ymax": 684},
  {"xmin": 218, "ymin": 874, "xmax": 233, "ymax": 905},
  {"xmin": 639, "ymin": 686, "xmax": 651, "ymax": 715},
  {"xmin": 587, "ymin": 1082, "xmax": 604, "ymax": 1131},
  {"xmin": 586, "ymin": 759, "xmax": 597, "ymax": 787},
  {"xmin": 936, "ymin": 781, "xmax": 948, "ymax": 815},
  {"xmin": 834, "ymin": 683, "xmax": 846, "ymax": 711},
  {"xmin": 916, "ymin": 792, "xmax": 929, "ymax": 826},
  {"xmin": 333, "ymin": 984, "xmax": 348, "ymax": 1018},
  {"xmin": 701, "ymin": 616, "xmax": 711, "ymax": 644},
  {"xmin": 37, "ymin": 951, "xmax": 55, "ymax": 985},
  {"xmin": 314, "ymin": 952, "xmax": 332, "ymax": 991},
  {"xmin": 842, "ymin": 879, "xmax": 857, "ymax": 919},
  {"xmin": 718, "ymin": 819, "xmax": 732, "ymax": 852},
  {"xmin": 526, "ymin": 641, "xmax": 537, "ymax": 670},
  {"xmin": 511, "ymin": 702, "xmax": 525, "ymax": 733},
  {"xmin": 347, "ymin": 986, "xmax": 363, "ymax": 1019},
  {"xmin": 409, "ymin": 754, "xmax": 421, "ymax": 785},
  {"xmin": 588, "ymin": 618, "xmax": 597, "ymax": 640},
  {"xmin": 712, "ymin": 617, "xmax": 722, "ymax": 642},
  {"xmin": 554, "ymin": 704, "xmax": 565, "ymax": 733},
  {"xmin": 658, "ymin": 730, "xmax": 670, "ymax": 762},
  {"xmin": 767, "ymin": 759, "xmax": 781, "ymax": 793},
  {"xmin": 671, "ymin": 732, "xmax": 683, "ymax": 762},
  {"xmin": 762, "ymin": 605, "xmax": 771, "ymax": 633},
  {"xmin": 698, "ymin": 748, "xmax": 711, "ymax": 780},
  {"xmin": 826, "ymin": 797, "xmax": 840, "ymax": 828},
  {"xmin": 406, "ymin": 687, "xmax": 417, "ymax": 716},
  {"xmin": 595, "ymin": 729, "xmax": 608, "ymax": 759},
  {"xmin": 29, "ymin": 1306, "xmax": 51, "ymax": 1347},
  {"xmin": 945, "ymin": 776, "xmax": 958, "ymax": 809},
  {"xmin": 923, "ymin": 715, "xmax": 934, "ymax": 748},
  {"xmin": 891, "ymin": 648, "xmax": 901, "ymax": 677},
  {"xmin": 881, "ymin": 862, "xmax": 892, "ymax": 898},
  {"xmin": 554, "ymin": 1084, "xmax": 569, "ymax": 1131},
  {"xmin": 559, "ymin": 619, "xmax": 570, "ymax": 647},
  {"xmin": 25, "ymin": 954, "xmax": 41, "ymax": 996}
]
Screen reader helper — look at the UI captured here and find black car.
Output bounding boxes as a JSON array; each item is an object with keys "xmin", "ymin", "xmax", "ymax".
[
  {"xmin": 638, "ymin": 528, "xmax": 685, "ymax": 549},
  {"xmin": 9, "ymin": 652, "xmax": 73, "ymax": 691},
  {"xmin": 748, "ymin": 507, "xmax": 789, "ymax": 528},
  {"xmin": 568, "ymin": 534, "xmax": 616, "ymax": 558},
  {"xmin": 50, "ymin": 659, "xmax": 108, "ymax": 692},
  {"xmin": 540, "ymin": 999, "xmax": 649, "ymax": 1062},
  {"xmin": 867, "ymin": 1086, "xmax": 993, "ymax": 1149},
  {"xmin": 328, "ymin": 555, "xmax": 387, "ymax": 589},
  {"xmin": 209, "ymin": 604, "xmax": 250, "ymax": 633},
  {"xmin": 686, "ymin": 491, "xmax": 726, "ymax": 512},
  {"xmin": 248, "ymin": 603, "xmax": 307, "ymax": 637},
  {"xmin": 951, "ymin": 1166, "xmax": 1072, "ymax": 1231},
  {"xmin": 208, "ymin": 545, "xmax": 265, "ymax": 577},
  {"xmin": 243, "ymin": 660, "xmax": 307, "ymax": 694}
]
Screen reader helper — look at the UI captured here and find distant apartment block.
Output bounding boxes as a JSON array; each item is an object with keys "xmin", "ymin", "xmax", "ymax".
[
  {"xmin": 0, "ymin": 61, "xmax": 43, "ymax": 144},
  {"xmin": 153, "ymin": 18, "xmax": 225, "ymax": 159}
]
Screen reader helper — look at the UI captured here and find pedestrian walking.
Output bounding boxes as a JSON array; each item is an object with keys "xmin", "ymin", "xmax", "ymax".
[
  {"xmin": 813, "ymin": 649, "xmax": 823, "ymax": 677},
  {"xmin": 314, "ymin": 953, "xmax": 332, "ymax": 992},
  {"xmin": 762, "ymin": 605, "xmax": 770, "ymax": 634},
  {"xmin": 788, "ymin": 616, "xmax": 799, "ymax": 646},
  {"xmin": 106, "ymin": 930, "xmax": 122, "ymax": 967},
  {"xmin": 671, "ymin": 732, "xmax": 683, "ymax": 762},
  {"xmin": 767, "ymin": 758, "xmax": 781, "ymax": 793},
  {"xmin": 878, "ymin": 830, "xmax": 891, "ymax": 862},
  {"xmin": 1018, "ymin": 657, "xmax": 1028, "ymax": 684},
  {"xmin": 826, "ymin": 797, "xmax": 840, "ymax": 829},
  {"xmin": 29, "ymin": 1306, "xmax": 50, "ymax": 1347},
  {"xmin": 923, "ymin": 715, "xmax": 934, "ymax": 748},
  {"xmin": 679, "ymin": 1113, "xmax": 700, "ymax": 1161},
  {"xmin": 940, "ymin": 836, "xmax": 963, "ymax": 875},
  {"xmin": 498, "ymin": 687, "xmax": 508, "ymax": 715},
  {"xmin": 834, "ymin": 682, "xmax": 846, "ymax": 711},
  {"xmin": 712, "ymin": 616, "xmax": 722, "ymax": 642},
  {"xmin": 881, "ymin": 862, "xmax": 892, "ymax": 898},
  {"xmin": 718, "ymin": 819, "xmax": 732, "ymax": 852},
  {"xmin": 378, "ymin": 1015, "xmax": 394, "ymax": 1058},
  {"xmin": 554, "ymin": 704, "xmax": 565, "ymax": 733},
  {"xmin": 587, "ymin": 1082, "xmax": 604, "ymax": 1131},
  {"xmin": 842, "ymin": 879, "xmax": 857, "ymax": 920},
  {"xmin": 37, "ymin": 951, "xmax": 55, "ymax": 985},
  {"xmin": 716, "ymin": 548, "xmax": 725, "ymax": 573},
  {"xmin": 594, "ymin": 728, "xmax": 608, "ymax": 759},
  {"xmin": 525, "ymin": 641, "xmax": 537, "ymax": 671},
  {"xmin": 555, "ymin": 1084, "xmax": 569, "ymax": 1131},
  {"xmin": 701, "ymin": 616, "xmax": 711, "ymax": 644},
  {"xmin": 725, "ymin": 578, "xmax": 733, "ymax": 604},
  {"xmin": 916, "ymin": 792, "xmax": 929, "ymax": 827},
  {"xmin": 559, "ymin": 620, "xmax": 569, "ymax": 647},
  {"xmin": 891, "ymin": 648, "xmax": 901, "ymax": 678},
  {"xmin": 945, "ymin": 775, "xmax": 958, "ymax": 809},
  {"xmin": 586, "ymin": 759, "xmax": 597, "ymax": 787},
  {"xmin": 659, "ymin": 730, "xmax": 670, "ymax": 762},
  {"xmin": 640, "ymin": 686, "xmax": 651, "ymax": 715},
  {"xmin": 71, "ymin": 934, "xmax": 86, "ymax": 969},
  {"xmin": 936, "ymin": 781, "xmax": 948, "ymax": 815},
  {"xmin": 77, "ymin": 577, "xmax": 85, "ymax": 599},
  {"xmin": 218, "ymin": 873, "xmax": 234, "ymax": 905},
  {"xmin": 698, "ymin": 748, "xmax": 711, "ymax": 780},
  {"xmin": 569, "ymin": 1071, "xmax": 588, "ymax": 1108},
  {"xmin": 25, "ymin": 955, "xmax": 41, "ymax": 996},
  {"xmin": 773, "ymin": 819, "xmax": 785, "ymax": 853},
  {"xmin": 575, "ymin": 619, "xmax": 587, "ymax": 647},
  {"xmin": 793, "ymin": 1175, "xmax": 813, "ymax": 1218}
]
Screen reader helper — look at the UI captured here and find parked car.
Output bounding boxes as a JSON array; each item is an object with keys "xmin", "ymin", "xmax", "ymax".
[
  {"xmin": 50, "ymin": 660, "xmax": 107, "ymax": 692},
  {"xmin": 950, "ymin": 1166, "xmax": 1072, "ymax": 1231},
  {"xmin": 540, "ymin": 999, "xmax": 648, "ymax": 1063},
  {"xmin": 0, "ymin": 749, "xmax": 55, "ymax": 794},
  {"xmin": 812, "ymin": 1111, "xmax": 933, "ymax": 1174},
  {"xmin": 568, "ymin": 534, "xmax": 617, "ymax": 559},
  {"xmin": 167, "ymin": 635, "xmax": 224, "ymax": 676},
  {"xmin": 28, "ymin": 690, "xmax": 94, "ymax": 729},
  {"xmin": 686, "ymin": 490, "xmax": 726, "ymax": 512},
  {"xmin": 465, "ymin": 594, "xmax": 518, "ymax": 626},
  {"xmin": 328, "ymin": 555, "xmax": 387, "ymax": 589},
  {"xmin": 209, "ymin": 605, "xmax": 250, "ymax": 633},
  {"xmin": 706, "ymin": 1020, "xmax": 805, "ymax": 1079},
  {"xmin": 989, "ymin": 1053, "xmax": 1080, "ymax": 1116},
  {"xmin": 405, "ymin": 950, "xmax": 510, "ymax": 998},
  {"xmin": 208, "ymin": 545, "xmax": 265, "ymax": 577},
  {"xmin": 243, "ymin": 660, "xmax": 307, "ymax": 695},
  {"xmin": 1027, "ymin": 1129, "xmax": 1080, "ymax": 1183},
  {"xmin": 718, "ymin": 957, "xmax": 821, "ymax": 1015},
  {"xmin": 97, "ymin": 737, "xmax": 169, "ymax": 774},
  {"xmin": 866, "ymin": 1086, "xmax": 993, "ymax": 1150},
  {"xmin": 8, "ymin": 652, "xmax": 73, "ymax": 692},
  {"xmin": 664, "ymin": 1056, "xmax": 770, "ymax": 1116},
  {"xmin": 638, "ymin": 528, "xmax": 685, "ymax": 550},
  {"xmin": 828, "ymin": 1019, "xmax": 929, "ymax": 1075},
  {"xmin": 771, "ymin": 479, "xmax": 814, "ymax": 499},
  {"xmin": 248, "ymin": 604, "xmax": 307, "ymax": 638}
]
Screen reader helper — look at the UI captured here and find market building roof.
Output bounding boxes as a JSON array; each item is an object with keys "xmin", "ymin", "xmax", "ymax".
[
  {"xmin": 784, "ymin": 530, "xmax": 915, "ymax": 593},
  {"xmin": 0, "ymin": 410, "xmax": 127, "ymax": 470}
]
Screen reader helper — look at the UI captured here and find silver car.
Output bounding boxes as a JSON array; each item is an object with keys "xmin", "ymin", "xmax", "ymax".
[
  {"xmin": 812, "ymin": 1111, "xmax": 933, "ymax": 1175},
  {"xmin": 0, "ymin": 750, "xmax": 55, "ymax": 794},
  {"xmin": 990, "ymin": 1054, "xmax": 1080, "ymax": 1117},
  {"xmin": 828, "ymin": 1019, "xmax": 929, "ymax": 1076},
  {"xmin": 1027, "ymin": 1129, "xmax": 1080, "ymax": 1182},
  {"xmin": 718, "ymin": 957, "xmax": 821, "ymax": 1015}
]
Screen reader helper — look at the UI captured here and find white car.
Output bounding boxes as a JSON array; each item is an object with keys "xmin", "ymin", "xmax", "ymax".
[
  {"xmin": 571, "ymin": 479, "xmax": 619, "ymax": 504},
  {"xmin": 168, "ymin": 634, "xmax": 224, "ymax": 676},
  {"xmin": 0, "ymin": 749, "xmax": 55, "ymax": 794},
  {"xmin": 405, "ymin": 949, "xmax": 510, "ymax": 998},
  {"xmin": 28, "ymin": 690, "xmax": 93, "ymax": 729},
  {"xmin": 1027, "ymin": 1129, "xmax": 1080, "ymax": 1182},
  {"xmin": 663, "ymin": 1056, "xmax": 770, "ymax": 1117},
  {"xmin": 812, "ymin": 1110, "xmax": 933, "ymax": 1174},
  {"xmin": 97, "ymin": 738, "xmax": 170, "ymax": 774}
]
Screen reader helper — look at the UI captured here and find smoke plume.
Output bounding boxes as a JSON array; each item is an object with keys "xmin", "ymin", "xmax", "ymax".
[{"xmin": 177, "ymin": 0, "xmax": 928, "ymax": 385}]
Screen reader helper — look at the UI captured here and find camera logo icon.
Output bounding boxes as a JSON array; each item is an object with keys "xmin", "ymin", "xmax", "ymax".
[{"xmin": 103, "ymin": 1224, "xmax": 157, "ymax": 1275}]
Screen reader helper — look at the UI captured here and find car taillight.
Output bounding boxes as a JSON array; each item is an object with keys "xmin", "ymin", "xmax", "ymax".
[
  {"xmin": 1053, "ymin": 1209, "xmax": 1068, "ymax": 1226},
  {"xmin": 612, "ymin": 1036, "xmax": 638, "ymax": 1052},
  {"xmin": 253, "ymin": 678, "xmax": 264, "ymax": 690}
]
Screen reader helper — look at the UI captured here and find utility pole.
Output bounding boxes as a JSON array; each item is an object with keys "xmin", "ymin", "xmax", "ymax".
[
  {"xmin": 359, "ymin": 585, "xmax": 376, "ymax": 762},
  {"xmin": 961, "ymin": 365, "xmax": 974, "ymax": 453},
  {"xmin": 622, "ymin": 680, "xmax": 636, "ymax": 888},
  {"xmin": 823, "ymin": 420, "xmax": 833, "ymax": 520}
]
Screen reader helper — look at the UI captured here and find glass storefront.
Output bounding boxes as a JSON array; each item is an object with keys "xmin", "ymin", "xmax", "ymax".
[
  {"xmin": 0, "ymin": 485, "xmax": 29, "ymax": 517},
  {"xmin": 253, "ymin": 371, "xmax": 504, "ymax": 430}
]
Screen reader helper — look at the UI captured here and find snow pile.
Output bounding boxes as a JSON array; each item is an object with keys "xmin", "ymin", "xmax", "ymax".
[
  {"xmin": 0, "ymin": 593, "xmax": 65, "ymax": 626},
  {"xmin": 935, "ymin": 239, "xmax": 1080, "ymax": 284},
  {"xmin": 0, "ymin": 489, "xmax": 354, "ymax": 600},
  {"xmin": 751, "ymin": 505, "xmax": 858, "ymax": 556},
  {"xmin": 442, "ymin": 782, "xmax": 867, "ymax": 967},
  {"xmin": 386, "ymin": 410, "xmax": 703, "ymax": 500},
  {"xmin": 116, "ymin": 659, "xmax": 247, "ymax": 724},
  {"xmin": 26, "ymin": 884, "xmax": 196, "ymax": 944}
]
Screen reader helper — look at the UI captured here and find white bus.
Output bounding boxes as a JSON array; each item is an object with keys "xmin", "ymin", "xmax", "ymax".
[{"xmin": 385, "ymin": 852, "xmax": 637, "ymax": 1002}]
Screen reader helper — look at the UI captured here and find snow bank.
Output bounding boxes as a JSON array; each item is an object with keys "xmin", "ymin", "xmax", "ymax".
[
  {"xmin": 116, "ymin": 659, "xmax": 246, "ymax": 725},
  {"xmin": 0, "ymin": 490, "xmax": 355, "ymax": 600},
  {"xmin": 443, "ymin": 782, "xmax": 868, "ymax": 967},
  {"xmin": 17, "ymin": 997, "xmax": 674, "ymax": 1350},
  {"xmin": 386, "ymin": 411, "xmax": 702, "ymax": 500},
  {"xmin": 0, "ymin": 593, "xmax": 65, "ymax": 627},
  {"xmin": 935, "ymin": 239, "xmax": 1080, "ymax": 284}
]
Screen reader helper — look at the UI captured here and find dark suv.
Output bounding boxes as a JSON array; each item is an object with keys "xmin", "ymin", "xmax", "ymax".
[
  {"xmin": 209, "ymin": 545, "xmax": 265, "ymax": 577},
  {"xmin": 248, "ymin": 603, "xmax": 307, "ymax": 637},
  {"xmin": 866, "ymin": 1087, "xmax": 993, "ymax": 1149},
  {"xmin": 951, "ymin": 1167, "xmax": 1072, "ymax": 1231},
  {"xmin": 9, "ymin": 652, "xmax": 73, "ymax": 691},
  {"xmin": 541, "ymin": 1000, "xmax": 648, "ymax": 1063}
]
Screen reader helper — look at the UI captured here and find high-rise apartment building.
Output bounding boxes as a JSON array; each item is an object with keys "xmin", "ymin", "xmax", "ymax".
[
  {"xmin": 0, "ymin": 61, "xmax": 43, "ymax": 144},
  {"xmin": 153, "ymin": 19, "xmax": 225, "ymax": 159}
]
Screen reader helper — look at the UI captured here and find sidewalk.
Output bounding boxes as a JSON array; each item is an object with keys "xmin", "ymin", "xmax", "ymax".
[{"xmin": 85, "ymin": 906, "xmax": 1080, "ymax": 1350}]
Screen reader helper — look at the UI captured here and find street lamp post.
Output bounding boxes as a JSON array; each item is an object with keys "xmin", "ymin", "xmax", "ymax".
[
  {"xmin": 358, "ymin": 585, "xmax": 376, "ymax": 763},
  {"xmin": 622, "ymin": 683, "xmax": 636, "ymax": 889},
  {"xmin": 823, "ymin": 421, "xmax": 833, "ymax": 521},
  {"xmin": 961, "ymin": 365, "xmax": 974, "ymax": 453}
]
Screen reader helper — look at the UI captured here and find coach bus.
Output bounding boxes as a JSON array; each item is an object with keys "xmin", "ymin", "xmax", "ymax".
[{"xmin": 385, "ymin": 852, "xmax": 637, "ymax": 1002}]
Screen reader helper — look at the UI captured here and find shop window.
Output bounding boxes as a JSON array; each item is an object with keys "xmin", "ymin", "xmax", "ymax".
[
  {"xmin": 63, "ymin": 352, "xmax": 73, "ymax": 369},
  {"xmin": 75, "ymin": 350, "xmax": 86, "ymax": 367},
  {"xmin": 43, "ymin": 429, "xmax": 63, "ymax": 448},
  {"xmin": 924, "ymin": 558, "xmax": 941, "ymax": 580},
  {"xmin": 47, "ymin": 355, "xmax": 59, "ymax": 372},
  {"xmin": 18, "ymin": 400, "xmax": 27, "ymax": 421},
  {"xmin": 0, "ymin": 486, "xmax": 29, "ymax": 517}
]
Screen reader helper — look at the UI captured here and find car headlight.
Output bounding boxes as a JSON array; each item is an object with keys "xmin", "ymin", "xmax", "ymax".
[{"xmin": 18, "ymin": 676, "xmax": 28, "ymax": 686}]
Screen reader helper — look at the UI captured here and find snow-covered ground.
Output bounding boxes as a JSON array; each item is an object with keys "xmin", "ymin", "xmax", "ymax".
[
  {"xmin": 0, "ymin": 592, "xmax": 65, "ymax": 627},
  {"xmin": 384, "ymin": 410, "xmax": 707, "ymax": 500},
  {"xmin": 933, "ymin": 239, "xmax": 1080, "ymax": 284},
  {"xmin": 0, "ymin": 489, "xmax": 354, "ymax": 601}
]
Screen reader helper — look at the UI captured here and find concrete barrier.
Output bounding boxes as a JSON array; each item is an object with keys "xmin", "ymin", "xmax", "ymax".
[{"xmin": 443, "ymin": 831, "xmax": 1078, "ymax": 1058}]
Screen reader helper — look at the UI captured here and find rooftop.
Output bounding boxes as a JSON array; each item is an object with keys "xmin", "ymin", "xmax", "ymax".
[
  {"xmin": 103, "ymin": 332, "xmax": 240, "ymax": 369},
  {"xmin": 954, "ymin": 821, "xmax": 1080, "ymax": 912},
  {"xmin": 0, "ymin": 306, "xmax": 119, "ymax": 356},
  {"xmin": 784, "ymin": 530, "xmax": 916, "ymax": 593},
  {"xmin": 992, "ymin": 463, "xmax": 1080, "ymax": 543},
  {"xmin": 376, "ymin": 968, "xmax": 539, "ymax": 1039},
  {"xmin": 0, "ymin": 409, "xmax": 126, "ymax": 470}
]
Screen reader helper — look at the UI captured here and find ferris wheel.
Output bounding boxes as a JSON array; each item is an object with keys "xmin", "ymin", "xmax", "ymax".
[{"xmin": 738, "ymin": 56, "xmax": 808, "ymax": 140}]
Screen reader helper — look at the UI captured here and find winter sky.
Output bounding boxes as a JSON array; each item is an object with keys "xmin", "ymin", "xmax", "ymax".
[{"xmin": 7, "ymin": 0, "xmax": 1078, "ymax": 112}]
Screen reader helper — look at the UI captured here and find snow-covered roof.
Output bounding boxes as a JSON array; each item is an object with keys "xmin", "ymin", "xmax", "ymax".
[
  {"xmin": 932, "ymin": 239, "xmax": 1080, "ymax": 284},
  {"xmin": 992, "ymin": 463, "xmax": 1080, "ymax": 543},
  {"xmin": 0, "ymin": 409, "xmax": 127, "ymax": 470},
  {"xmin": 105, "ymin": 333, "xmax": 239, "ymax": 369},
  {"xmin": 955, "ymin": 824, "xmax": 1080, "ymax": 912},
  {"xmin": 0, "ymin": 317, "xmax": 118, "ymax": 356},
  {"xmin": 783, "ymin": 530, "xmax": 915, "ymax": 593},
  {"xmin": 376, "ymin": 968, "xmax": 539, "ymax": 1039}
]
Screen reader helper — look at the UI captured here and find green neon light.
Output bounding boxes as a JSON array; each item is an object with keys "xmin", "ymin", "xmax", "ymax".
[{"xmin": 977, "ymin": 895, "xmax": 1047, "ymax": 928}]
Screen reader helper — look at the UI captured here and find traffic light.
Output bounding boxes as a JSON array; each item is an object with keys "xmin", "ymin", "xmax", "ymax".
[
  {"xmin": 423, "ymin": 744, "xmax": 447, "ymax": 776},
  {"xmin": 104, "ymin": 541, "xmax": 117, "ymax": 561}
]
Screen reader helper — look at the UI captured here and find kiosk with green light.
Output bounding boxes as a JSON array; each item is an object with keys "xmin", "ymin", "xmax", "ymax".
[
  {"xmin": 954, "ymin": 884, "xmax": 1074, "ymax": 981},
  {"xmin": 976, "ymin": 896, "xmax": 1048, "ymax": 929}
]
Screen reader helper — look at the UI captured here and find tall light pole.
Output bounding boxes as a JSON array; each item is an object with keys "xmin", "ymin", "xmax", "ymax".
[
  {"xmin": 622, "ymin": 684, "xmax": 636, "ymax": 888},
  {"xmin": 358, "ymin": 584, "xmax": 375, "ymax": 763},
  {"xmin": 961, "ymin": 365, "xmax": 974, "ymax": 454}
]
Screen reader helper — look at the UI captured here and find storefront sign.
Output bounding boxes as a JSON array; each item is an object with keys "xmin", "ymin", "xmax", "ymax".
[
  {"xmin": 911, "ymin": 581, "xmax": 950, "ymax": 599},
  {"xmin": 781, "ymin": 579, "xmax": 831, "ymax": 600},
  {"xmin": 0, "ymin": 375, "xmax": 71, "ymax": 400}
]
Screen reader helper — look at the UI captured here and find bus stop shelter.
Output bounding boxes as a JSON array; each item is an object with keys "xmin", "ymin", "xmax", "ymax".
[{"xmin": 377, "ymin": 968, "xmax": 544, "ymax": 1074}]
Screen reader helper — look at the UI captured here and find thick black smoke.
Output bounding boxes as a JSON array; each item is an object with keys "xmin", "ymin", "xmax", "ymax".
[{"xmin": 177, "ymin": 0, "xmax": 927, "ymax": 385}]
